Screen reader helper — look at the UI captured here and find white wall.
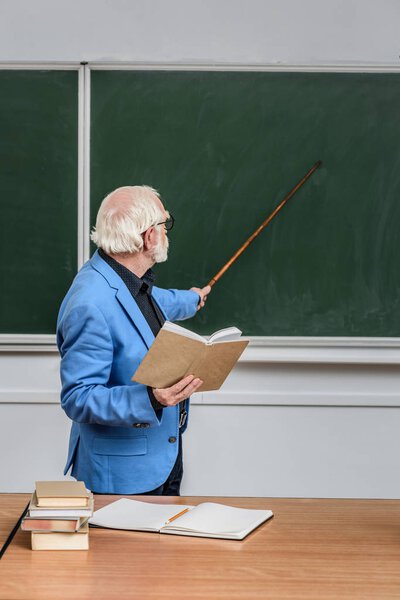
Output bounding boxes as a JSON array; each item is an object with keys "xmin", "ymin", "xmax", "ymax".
[
  {"xmin": 2, "ymin": 351, "xmax": 400, "ymax": 497},
  {"xmin": 0, "ymin": 0, "xmax": 399, "ymax": 65},
  {"xmin": 1, "ymin": 1, "xmax": 400, "ymax": 497}
]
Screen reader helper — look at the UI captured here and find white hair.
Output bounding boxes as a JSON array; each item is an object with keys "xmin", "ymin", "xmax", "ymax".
[{"xmin": 90, "ymin": 185, "xmax": 165, "ymax": 254}]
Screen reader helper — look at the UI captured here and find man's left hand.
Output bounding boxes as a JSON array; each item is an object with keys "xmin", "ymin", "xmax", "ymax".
[{"xmin": 191, "ymin": 285, "xmax": 211, "ymax": 311}]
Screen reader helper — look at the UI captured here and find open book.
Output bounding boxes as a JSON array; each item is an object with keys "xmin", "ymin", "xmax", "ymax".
[
  {"xmin": 132, "ymin": 322, "xmax": 249, "ymax": 392},
  {"xmin": 89, "ymin": 498, "xmax": 273, "ymax": 541}
]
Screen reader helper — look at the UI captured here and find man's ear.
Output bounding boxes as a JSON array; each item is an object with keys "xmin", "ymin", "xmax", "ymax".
[{"xmin": 143, "ymin": 226, "xmax": 156, "ymax": 250}]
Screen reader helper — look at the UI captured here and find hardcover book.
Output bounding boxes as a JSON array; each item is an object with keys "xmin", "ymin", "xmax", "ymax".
[
  {"xmin": 28, "ymin": 492, "xmax": 94, "ymax": 518},
  {"xmin": 31, "ymin": 523, "xmax": 89, "ymax": 551},
  {"xmin": 35, "ymin": 480, "xmax": 90, "ymax": 507}
]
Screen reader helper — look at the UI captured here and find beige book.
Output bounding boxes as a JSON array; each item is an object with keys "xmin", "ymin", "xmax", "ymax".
[
  {"xmin": 31, "ymin": 524, "xmax": 89, "ymax": 551},
  {"xmin": 29, "ymin": 492, "xmax": 94, "ymax": 518},
  {"xmin": 132, "ymin": 322, "xmax": 248, "ymax": 392},
  {"xmin": 35, "ymin": 481, "xmax": 90, "ymax": 507}
]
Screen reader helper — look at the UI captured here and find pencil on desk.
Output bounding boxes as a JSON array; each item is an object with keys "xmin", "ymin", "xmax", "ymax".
[{"xmin": 165, "ymin": 508, "xmax": 190, "ymax": 524}]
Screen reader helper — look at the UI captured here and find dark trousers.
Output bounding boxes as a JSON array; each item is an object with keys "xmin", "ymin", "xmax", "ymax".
[{"xmin": 93, "ymin": 433, "xmax": 183, "ymax": 496}]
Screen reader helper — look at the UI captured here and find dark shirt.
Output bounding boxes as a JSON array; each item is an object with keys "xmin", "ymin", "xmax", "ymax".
[
  {"xmin": 98, "ymin": 249, "xmax": 164, "ymax": 411},
  {"xmin": 99, "ymin": 249, "xmax": 164, "ymax": 336}
]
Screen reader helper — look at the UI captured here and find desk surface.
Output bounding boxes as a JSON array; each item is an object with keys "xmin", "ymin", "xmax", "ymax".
[
  {"xmin": 1, "ymin": 495, "xmax": 400, "ymax": 600},
  {"xmin": 0, "ymin": 494, "xmax": 28, "ymax": 548}
]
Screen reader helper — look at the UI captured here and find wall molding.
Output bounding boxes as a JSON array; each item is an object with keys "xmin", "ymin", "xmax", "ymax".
[
  {"xmin": 2, "ymin": 336, "xmax": 400, "ymax": 364},
  {"xmin": 1, "ymin": 61, "xmax": 400, "ymax": 72},
  {"xmin": 88, "ymin": 62, "xmax": 400, "ymax": 73},
  {"xmin": 3, "ymin": 388, "xmax": 400, "ymax": 408},
  {"xmin": 0, "ymin": 62, "xmax": 80, "ymax": 69},
  {"xmin": 0, "ymin": 391, "xmax": 60, "ymax": 404},
  {"xmin": 197, "ymin": 390, "xmax": 400, "ymax": 408},
  {"xmin": 241, "ymin": 336, "xmax": 400, "ymax": 364}
]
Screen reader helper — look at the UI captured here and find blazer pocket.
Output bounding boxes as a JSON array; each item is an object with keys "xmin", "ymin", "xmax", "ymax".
[{"xmin": 93, "ymin": 436, "xmax": 147, "ymax": 456}]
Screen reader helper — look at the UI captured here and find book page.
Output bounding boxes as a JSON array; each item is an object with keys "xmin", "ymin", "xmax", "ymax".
[
  {"xmin": 162, "ymin": 321, "xmax": 205, "ymax": 343},
  {"xmin": 89, "ymin": 499, "xmax": 193, "ymax": 532},
  {"xmin": 207, "ymin": 327, "xmax": 242, "ymax": 344},
  {"xmin": 161, "ymin": 502, "xmax": 272, "ymax": 536}
]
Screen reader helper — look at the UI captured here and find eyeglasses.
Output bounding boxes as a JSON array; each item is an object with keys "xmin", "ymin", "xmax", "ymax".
[{"xmin": 156, "ymin": 214, "xmax": 175, "ymax": 231}]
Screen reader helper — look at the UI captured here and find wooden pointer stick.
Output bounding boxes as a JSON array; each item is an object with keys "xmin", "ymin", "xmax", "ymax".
[{"xmin": 207, "ymin": 160, "xmax": 322, "ymax": 288}]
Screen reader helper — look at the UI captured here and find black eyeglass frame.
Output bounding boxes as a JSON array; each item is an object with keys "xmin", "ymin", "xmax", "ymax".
[{"xmin": 156, "ymin": 214, "xmax": 175, "ymax": 231}]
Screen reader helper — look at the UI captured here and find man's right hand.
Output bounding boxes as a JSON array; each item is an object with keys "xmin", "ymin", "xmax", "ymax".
[{"xmin": 153, "ymin": 374, "xmax": 203, "ymax": 407}]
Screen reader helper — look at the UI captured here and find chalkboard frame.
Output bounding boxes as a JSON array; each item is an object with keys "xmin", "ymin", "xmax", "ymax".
[
  {"xmin": 2, "ymin": 62, "xmax": 400, "ymax": 357},
  {"xmin": 91, "ymin": 64, "xmax": 399, "ymax": 343},
  {"xmin": 0, "ymin": 63, "xmax": 84, "ymax": 348}
]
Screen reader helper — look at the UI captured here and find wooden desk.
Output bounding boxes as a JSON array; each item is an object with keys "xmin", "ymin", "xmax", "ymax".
[
  {"xmin": 0, "ymin": 494, "xmax": 29, "ymax": 548},
  {"xmin": 1, "ymin": 495, "xmax": 400, "ymax": 599}
]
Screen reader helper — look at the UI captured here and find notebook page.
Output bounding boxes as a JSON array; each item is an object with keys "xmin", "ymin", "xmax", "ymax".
[
  {"xmin": 162, "ymin": 502, "xmax": 272, "ymax": 535},
  {"xmin": 89, "ymin": 499, "xmax": 193, "ymax": 531},
  {"xmin": 162, "ymin": 321, "xmax": 205, "ymax": 342},
  {"xmin": 207, "ymin": 327, "xmax": 242, "ymax": 343}
]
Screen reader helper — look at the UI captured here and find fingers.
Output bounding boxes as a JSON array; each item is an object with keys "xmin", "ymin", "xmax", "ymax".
[
  {"xmin": 171, "ymin": 374, "xmax": 196, "ymax": 394},
  {"xmin": 172, "ymin": 375, "xmax": 202, "ymax": 400},
  {"xmin": 192, "ymin": 284, "xmax": 211, "ymax": 311},
  {"xmin": 183, "ymin": 377, "xmax": 203, "ymax": 397},
  {"xmin": 200, "ymin": 285, "xmax": 211, "ymax": 303},
  {"xmin": 153, "ymin": 375, "xmax": 203, "ymax": 406}
]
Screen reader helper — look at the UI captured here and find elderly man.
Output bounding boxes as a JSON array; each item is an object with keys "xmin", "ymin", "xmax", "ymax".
[{"xmin": 57, "ymin": 186, "xmax": 210, "ymax": 495}]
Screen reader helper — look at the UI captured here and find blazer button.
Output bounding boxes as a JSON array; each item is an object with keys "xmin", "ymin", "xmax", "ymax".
[{"xmin": 168, "ymin": 436, "xmax": 177, "ymax": 443}]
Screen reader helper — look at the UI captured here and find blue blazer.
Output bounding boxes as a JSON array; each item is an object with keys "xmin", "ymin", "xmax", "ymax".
[{"xmin": 57, "ymin": 250, "xmax": 199, "ymax": 494}]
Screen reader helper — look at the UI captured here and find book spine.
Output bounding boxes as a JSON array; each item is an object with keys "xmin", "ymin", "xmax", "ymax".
[{"xmin": 31, "ymin": 532, "xmax": 89, "ymax": 551}]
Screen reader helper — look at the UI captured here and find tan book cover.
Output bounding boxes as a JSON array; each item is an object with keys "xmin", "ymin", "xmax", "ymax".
[
  {"xmin": 132, "ymin": 322, "xmax": 248, "ymax": 392},
  {"xmin": 31, "ymin": 524, "xmax": 89, "ymax": 551},
  {"xmin": 35, "ymin": 481, "xmax": 90, "ymax": 507}
]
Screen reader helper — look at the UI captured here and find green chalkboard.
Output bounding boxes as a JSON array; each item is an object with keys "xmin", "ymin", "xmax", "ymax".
[
  {"xmin": 90, "ymin": 71, "xmax": 400, "ymax": 336},
  {"xmin": 0, "ymin": 70, "xmax": 78, "ymax": 334}
]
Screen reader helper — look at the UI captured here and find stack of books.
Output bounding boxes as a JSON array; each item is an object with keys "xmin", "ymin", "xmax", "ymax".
[{"xmin": 22, "ymin": 481, "xmax": 93, "ymax": 550}]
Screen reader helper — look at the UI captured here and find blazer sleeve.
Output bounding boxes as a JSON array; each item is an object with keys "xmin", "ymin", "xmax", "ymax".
[
  {"xmin": 58, "ymin": 303, "xmax": 161, "ymax": 428},
  {"xmin": 152, "ymin": 287, "xmax": 199, "ymax": 321}
]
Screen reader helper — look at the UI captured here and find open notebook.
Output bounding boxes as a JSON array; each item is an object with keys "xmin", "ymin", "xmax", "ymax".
[{"xmin": 89, "ymin": 498, "xmax": 273, "ymax": 540}]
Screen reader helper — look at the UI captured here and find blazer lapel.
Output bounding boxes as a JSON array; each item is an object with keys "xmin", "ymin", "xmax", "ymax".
[
  {"xmin": 90, "ymin": 250, "xmax": 155, "ymax": 349},
  {"xmin": 115, "ymin": 285, "xmax": 155, "ymax": 349}
]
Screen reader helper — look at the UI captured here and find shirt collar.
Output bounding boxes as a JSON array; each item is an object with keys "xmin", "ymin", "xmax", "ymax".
[{"xmin": 98, "ymin": 249, "xmax": 156, "ymax": 297}]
